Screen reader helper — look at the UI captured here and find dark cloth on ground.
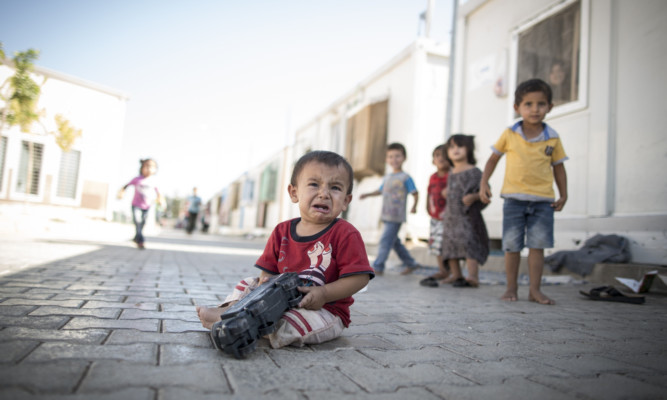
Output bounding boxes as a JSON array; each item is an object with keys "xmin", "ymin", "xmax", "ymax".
[{"xmin": 545, "ymin": 234, "xmax": 630, "ymax": 276}]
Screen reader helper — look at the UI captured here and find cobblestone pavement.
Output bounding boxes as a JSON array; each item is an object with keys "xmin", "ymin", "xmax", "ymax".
[{"xmin": 1, "ymin": 219, "xmax": 666, "ymax": 399}]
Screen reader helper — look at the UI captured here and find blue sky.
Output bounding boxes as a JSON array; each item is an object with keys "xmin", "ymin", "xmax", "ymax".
[{"xmin": 1, "ymin": 0, "xmax": 453, "ymax": 200}]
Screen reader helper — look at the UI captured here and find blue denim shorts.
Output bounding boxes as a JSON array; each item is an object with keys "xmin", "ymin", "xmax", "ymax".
[{"xmin": 502, "ymin": 198, "xmax": 554, "ymax": 251}]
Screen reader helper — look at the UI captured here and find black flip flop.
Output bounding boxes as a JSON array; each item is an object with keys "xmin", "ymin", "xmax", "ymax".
[
  {"xmin": 419, "ymin": 277, "xmax": 439, "ymax": 287},
  {"xmin": 452, "ymin": 277, "xmax": 466, "ymax": 287},
  {"xmin": 579, "ymin": 286, "xmax": 645, "ymax": 304},
  {"xmin": 452, "ymin": 278, "xmax": 478, "ymax": 288}
]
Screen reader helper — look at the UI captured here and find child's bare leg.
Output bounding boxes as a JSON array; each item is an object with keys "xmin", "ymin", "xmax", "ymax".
[
  {"xmin": 442, "ymin": 258, "xmax": 462, "ymax": 283},
  {"xmin": 465, "ymin": 258, "xmax": 479, "ymax": 286},
  {"xmin": 501, "ymin": 252, "xmax": 520, "ymax": 301},
  {"xmin": 433, "ymin": 255, "xmax": 451, "ymax": 281},
  {"xmin": 527, "ymin": 248, "xmax": 554, "ymax": 305},
  {"xmin": 196, "ymin": 276, "xmax": 262, "ymax": 329},
  {"xmin": 196, "ymin": 301, "xmax": 237, "ymax": 329}
]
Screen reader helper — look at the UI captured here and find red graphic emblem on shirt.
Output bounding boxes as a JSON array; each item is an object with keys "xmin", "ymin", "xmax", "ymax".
[
  {"xmin": 298, "ymin": 241, "xmax": 331, "ymax": 286},
  {"xmin": 278, "ymin": 236, "xmax": 289, "ymax": 263}
]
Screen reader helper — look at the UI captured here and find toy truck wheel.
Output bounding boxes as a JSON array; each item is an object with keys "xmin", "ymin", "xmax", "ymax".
[
  {"xmin": 258, "ymin": 321, "xmax": 277, "ymax": 336},
  {"xmin": 278, "ymin": 280, "xmax": 297, "ymax": 292},
  {"xmin": 235, "ymin": 339, "xmax": 257, "ymax": 359},
  {"xmin": 226, "ymin": 317, "xmax": 250, "ymax": 336},
  {"xmin": 246, "ymin": 300, "xmax": 268, "ymax": 316},
  {"xmin": 210, "ymin": 323, "xmax": 225, "ymax": 349},
  {"xmin": 287, "ymin": 297, "xmax": 301, "ymax": 308}
]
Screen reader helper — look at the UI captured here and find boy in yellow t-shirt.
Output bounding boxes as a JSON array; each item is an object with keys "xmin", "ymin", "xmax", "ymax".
[{"xmin": 480, "ymin": 79, "xmax": 568, "ymax": 305}]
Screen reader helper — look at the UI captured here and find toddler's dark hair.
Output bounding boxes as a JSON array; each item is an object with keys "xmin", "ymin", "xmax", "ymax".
[
  {"xmin": 291, "ymin": 151, "xmax": 354, "ymax": 195},
  {"xmin": 387, "ymin": 142, "xmax": 407, "ymax": 158},
  {"xmin": 445, "ymin": 134, "xmax": 477, "ymax": 165},
  {"xmin": 515, "ymin": 78, "xmax": 553, "ymax": 106},
  {"xmin": 433, "ymin": 144, "xmax": 446, "ymax": 157},
  {"xmin": 139, "ymin": 158, "xmax": 157, "ymax": 175}
]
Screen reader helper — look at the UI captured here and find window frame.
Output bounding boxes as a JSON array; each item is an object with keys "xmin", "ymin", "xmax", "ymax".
[
  {"xmin": 15, "ymin": 138, "xmax": 46, "ymax": 199},
  {"xmin": 0, "ymin": 136, "xmax": 7, "ymax": 194},
  {"xmin": 508, "ymin": 0, "xmax": 590, "ymax": 121},
  {"xmin": 56, "ymin": 149, "xmax": 82, "ymax": 201}
]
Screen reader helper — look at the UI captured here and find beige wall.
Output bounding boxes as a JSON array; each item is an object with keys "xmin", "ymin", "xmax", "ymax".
[
  {"xmin": 454, "ymin": 0, "xmax": 667, "ymax": 264},
  {"xmin": 294, "ymin": 38, "xmax": 450, "ymax": 242},
  {"xmin": 613, "ymin": 0, "xmax": 667, "ymax": 214},
  {"xmin": 0, "ymin": 64, "xmax": 127, "ymax": 219}
]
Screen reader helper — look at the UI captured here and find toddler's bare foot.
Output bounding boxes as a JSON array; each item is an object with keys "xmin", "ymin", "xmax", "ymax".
[
  {"xmin": 529, "ymin": 290, "xmax": 555, "ymax": 305},
  {"xmin": 500, "ymin": 290, "xmax": 518, "ymax": 301},
  {"xmin": 432, "ymin": 271, "xmax": 451, "ymax": 283},
  {"xmin": 196, "ymin": 302, "xmax": 236, "ymax": 329}
]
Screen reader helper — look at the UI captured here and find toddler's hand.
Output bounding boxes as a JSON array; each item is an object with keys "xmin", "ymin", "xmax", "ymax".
[
  {"xmin": 256, "ymin": 274, "xmax": 272, "ymax": 286},
  {"xmin": 297, "ymin": 286, "xmax": 327, "ymax": 310},
  {"xmin": 479, "ymin": 183, "xmax": 492, "ymax": 204},
  {"xmin": 551, "ymin": 196, "xmax": 567, "ymax": 211},
  {"xmin": 462, "ymin": 194, "xmax": 475, "ymax": 206}
]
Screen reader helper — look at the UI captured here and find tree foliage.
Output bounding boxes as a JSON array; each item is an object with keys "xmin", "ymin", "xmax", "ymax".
[
  {"xmin": 1, "ymin": 41, "xmax": 82, "ymax": 152},
  {"xmin": 0, "ymin": 45, "xmax": 42, "ymax": 133},
  {"xmin": 53, "ymin": 113, "xmax": 82, "ymax": 151}
]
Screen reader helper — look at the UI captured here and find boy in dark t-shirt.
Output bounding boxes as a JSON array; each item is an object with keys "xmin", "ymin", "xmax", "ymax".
[{"xmin": 197, "ymin": 151, "xmax": 374, "ymax": 348}]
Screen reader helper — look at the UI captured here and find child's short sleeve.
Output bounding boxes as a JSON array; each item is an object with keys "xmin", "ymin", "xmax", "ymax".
[
  {"xmin": 551, "ymin": 138, "xmax": 567, "ymax": 165},
  {"xmin": 128, "ymin": 176, "xmax": 141, "ymax": 187},
  {"xmin": 335, "ymin": 227, "xmax": 374, "ymax": 279},
  {"xmin": 404, "ymin": 176, "xmax": 417, "ymax": 194},
  {"xmin": 493, "ymin": 129, "xmax": 511, "ymax": 154},
  {"xmin": 254, "ymin": 224, "xmax": 285, "ymax": 274}
]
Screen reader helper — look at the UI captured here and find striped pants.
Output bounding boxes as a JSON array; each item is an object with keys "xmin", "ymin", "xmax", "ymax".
[{"xmin": 220, "ymin": 276, "xmax": 345, "ymax": 349}]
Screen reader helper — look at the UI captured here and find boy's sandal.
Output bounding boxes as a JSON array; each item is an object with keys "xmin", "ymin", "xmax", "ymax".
[
  {"xmin": 452, "ymin": 277, "xmax": 478, "ymax": 288},
  {"xmin": 419, "ymin": 276, "xmax": 439, "ymax": 287},
  {"xmin": 579, "ymin": 286, "xmax": 645, "ymax": 304}
]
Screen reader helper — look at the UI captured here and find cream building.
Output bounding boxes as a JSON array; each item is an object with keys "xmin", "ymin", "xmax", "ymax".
[
  {"xmin": 213, "ymin": 0, "xmax": 666, "ymax": 266},
  {"xmin": 0, "ymin": 62, "xmax": 128, "ymax": 220},
  {"xmin": 213, "ymin": 36, "xmax": 450, "ymax": 245},
  {"xmin": 451, "ymin": 0, "xmax": 666, "ymax": 264}
]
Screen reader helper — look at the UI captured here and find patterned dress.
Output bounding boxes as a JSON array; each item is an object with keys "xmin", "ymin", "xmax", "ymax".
[{"xmin": 440, "ymin": 167, "xmax": 489, "ymax": 265}]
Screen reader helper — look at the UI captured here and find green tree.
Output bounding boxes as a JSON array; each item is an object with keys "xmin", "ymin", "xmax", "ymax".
[
  {"xmin": 1, "ymin": 42, "xmax": 83, "ymax": 193},
  {"xmin": 0, "ymin": 44, "xmax": 42, "ymax": 134}
]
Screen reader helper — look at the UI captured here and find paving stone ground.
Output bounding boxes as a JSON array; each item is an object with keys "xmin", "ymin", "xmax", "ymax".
[{"xmin": 0, "ymin": 209, "xmax": 666, "ymax": 399}]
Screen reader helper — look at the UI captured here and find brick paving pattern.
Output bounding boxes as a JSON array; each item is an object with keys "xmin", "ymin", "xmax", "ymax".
[{"xmin": 1, "ymin": 225, "xmax": 666, "ymax": 399}]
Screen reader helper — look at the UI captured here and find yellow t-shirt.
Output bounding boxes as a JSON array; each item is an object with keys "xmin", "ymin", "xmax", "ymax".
[{"xmin": 493, "ymin": 123, "xmax": 567, "ymax": 201}]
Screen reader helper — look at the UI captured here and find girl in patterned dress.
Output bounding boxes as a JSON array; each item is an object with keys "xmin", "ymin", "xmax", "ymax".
[{"xmin": 440, "ymin": 135, "xmax": 489, "ymax": 287}]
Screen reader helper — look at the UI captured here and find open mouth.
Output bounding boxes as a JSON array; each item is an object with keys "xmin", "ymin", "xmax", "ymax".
[{"xmin": 313, "ymin": 204, "xmax": 330, "ymax": 212}]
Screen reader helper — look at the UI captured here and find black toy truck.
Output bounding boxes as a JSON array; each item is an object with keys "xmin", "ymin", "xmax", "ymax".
[{"xmin": 210, "ymin": 272, "xmax": 303, "ymax": 358}]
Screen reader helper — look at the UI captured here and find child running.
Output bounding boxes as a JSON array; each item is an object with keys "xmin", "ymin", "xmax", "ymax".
[
  {"xmin": 440, "ymin": 134, "xmax": 489, "ymax": 287},
  {"xmin": 420, "ymin": 144, "xmax": 451, "ymax": 287},
  {"xmin": 197, "ymin": 151, "xmax": 374, "ymax": 348},
  {"xmin": 118, "ymin": 158, "xmax": 164, "ymax": 249},
  {"xmin": 360, "ymin": 142, "xmax": 420, "ymax": 275},
  {"xmin": 480, "ymin": 78, "xmax": 568, "ymax": 305}
]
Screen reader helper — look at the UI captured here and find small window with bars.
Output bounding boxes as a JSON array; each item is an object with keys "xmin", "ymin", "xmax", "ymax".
[
  {"xmin": 57, "ymin": 150, "xmax": 81, "ymax": 199},
  {"xmin": 17, "ymin": 140, "xmax": 44, "ymax": 195},
  {"xmin": 0, "ymin": 136, "xmax": 7, "ymax": 190}
]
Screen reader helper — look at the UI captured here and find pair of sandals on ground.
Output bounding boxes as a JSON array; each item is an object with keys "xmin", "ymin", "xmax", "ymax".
[
  {"xmin": 419, "ymin": 270, "xmax": 478, "ymax": 288},
  {"xmin": 420, "ymin": 273, "xmax": 646, "ymax": 304},
  {"xmin": 579, "ymin": 285, "xmax": 645, "ymax": 304}
]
